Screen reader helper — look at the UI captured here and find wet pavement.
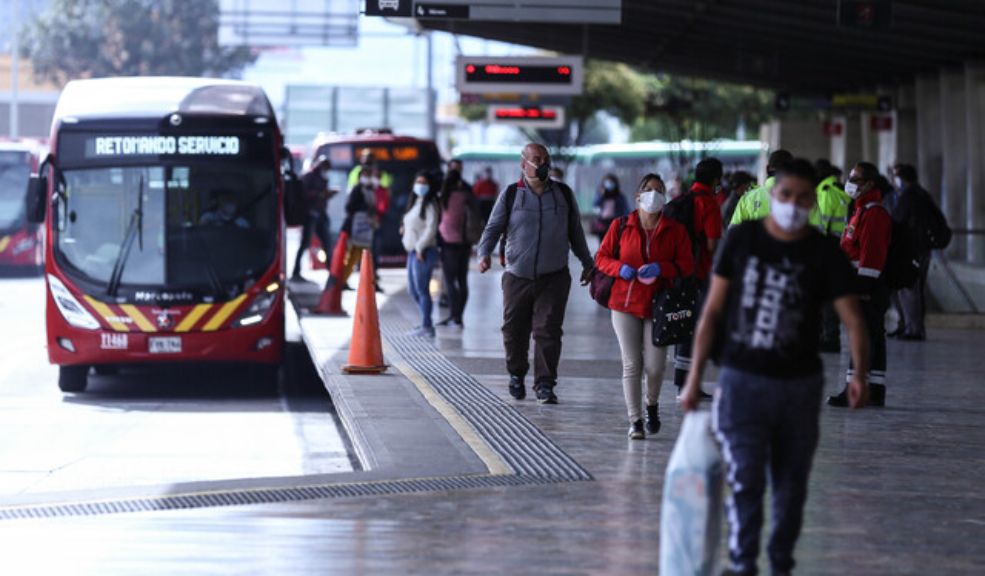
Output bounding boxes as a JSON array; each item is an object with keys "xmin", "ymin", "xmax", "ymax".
[{"xmin": 0, "ymin": 260, "xmax": 983, "ymax": 574}]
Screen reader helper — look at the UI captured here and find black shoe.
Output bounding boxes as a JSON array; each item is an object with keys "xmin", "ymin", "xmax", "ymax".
[
  {"xmin": 698, "ymin": 389, "xmax": 713, "ymax": 401},
  {"xmin": 452, "ymin": 318, "xmax": 464, "ymax": 328},
  {"xmin": 508, "ymin": 375, "xmax": 526, "ymax": 400},
  {"xmin": 342, "ymin": 282, "xmax": 353, "ymax": 291},
  {"xmin": 645, "ymin": 404, "xmax": 661, "ymax": 435},
  {"xmin": 869, "ymin": 383, "xmax": 886, "ymax": 407},
  {"xmin": 827, "ymin": 389, "xmax": 850, "ymax": 407},
  {"xmin": 436, "ymin": 317, "xmax": 454, "ymax": 327},
  {"xmin": 628, "ymin": 419, "xmax": 645, "ymax": 440},
  {"xmin": 535, "ymin": 383, "xmax": 558, "ymax": 404},
  {"xmin": 374, "ymin": 283, "xmax": 384, "ymax": 294}
]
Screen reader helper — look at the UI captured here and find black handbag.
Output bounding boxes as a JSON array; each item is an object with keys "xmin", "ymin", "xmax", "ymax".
[
  {"xmin": 588, "ymin": 217, "xmax": 627, "ymax": 308},
  {"xmin": 651, "ymin": 263, "xmax": 699, "ymax": 347}
]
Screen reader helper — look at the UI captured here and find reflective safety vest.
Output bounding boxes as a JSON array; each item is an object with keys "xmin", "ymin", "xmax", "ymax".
[
  {"xmin": 347, "ymin": 165, "xmax": 393, "ymax": 190},
  {"xmin": 728, "ymin": 175, "xmax": 822, "ymax": 229},
  {"xmin": 816, "ymin": 175, "xmax": 851, "ymax": 237}
]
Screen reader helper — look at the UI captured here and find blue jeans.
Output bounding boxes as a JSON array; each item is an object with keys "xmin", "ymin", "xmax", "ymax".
[
  {"xmin": 407, "ymin": 247, "xmax": 438, "ymax": 328},
  {"xmin": 712, "ymin": 367, "xmax": 823, "ymax": 576}
]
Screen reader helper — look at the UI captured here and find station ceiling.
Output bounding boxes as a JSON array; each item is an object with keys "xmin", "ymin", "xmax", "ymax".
[{"xmin": 419, "ymin": 1, "xmax": 985, "ymax": 94}]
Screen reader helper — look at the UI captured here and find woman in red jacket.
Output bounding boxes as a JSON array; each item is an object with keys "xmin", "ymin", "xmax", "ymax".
[{"xmin": 595, "ymin": 174, "xmax": 694, "ymax": 439}]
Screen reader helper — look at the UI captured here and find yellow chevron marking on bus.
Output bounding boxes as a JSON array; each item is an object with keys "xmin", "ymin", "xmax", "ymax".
[
  {"xmin": 175, "ymin": 304, "xmax": 212, "ymax": 333},
  {"xmin": 83, "ymin": 296, "xmax": 129, "ymax": 332},
  {"xmin": 119, "ymin": 305, "xmax": 156, "ymax": 332},
  {"xmin": 0, "ymin": 236, "xmax": 10, "ymax": 253},
  {"xmin": 202, "ymin": 294, "xmax": 248, "ymax": 332}
]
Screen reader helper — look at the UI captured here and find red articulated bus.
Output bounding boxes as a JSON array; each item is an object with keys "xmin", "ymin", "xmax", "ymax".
[
  {"xmin": 25, "ymin": 77, "xmax": 302, "ymax": 392},
  {"xmin": 0, "ymin": 141, "xmax": 46, "ymax": 272}
]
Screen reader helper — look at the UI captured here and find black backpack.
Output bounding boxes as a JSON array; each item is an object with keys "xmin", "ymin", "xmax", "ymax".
[
  {"xmin": 862, "ymin": 203, "xmax": 920, "ymax": 290},
  {"xmin": 919, "ymin": 191, "xmax": 952, "ymax": 250},
  {"xmin": 497, "ymin": 180, "xmax": 580, "ymax": 262}
]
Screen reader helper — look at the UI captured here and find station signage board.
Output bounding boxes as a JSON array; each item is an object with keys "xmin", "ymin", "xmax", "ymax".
[
  {"xmin": 456, "ymin": 56, "xmax": 584, "ymax": 96},
  {"xmin": 486, "ymin": 105, "xmax": 565, "ymax": 129},
  {"xmin": 364, "ymin": 0, "xmax": 620, "ymax": 24}
]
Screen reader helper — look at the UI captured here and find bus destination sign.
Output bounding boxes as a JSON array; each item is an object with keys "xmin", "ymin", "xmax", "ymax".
[{"xmin": 89, "ymin": 136, "xmax": 243, "ymax": 158}]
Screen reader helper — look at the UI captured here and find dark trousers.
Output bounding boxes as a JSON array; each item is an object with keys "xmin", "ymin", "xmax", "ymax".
[
  {"xmin": 819, "ymin": 302, "xmax": 841, "ymax": 347},
  {"xmin": 293, "ymin": 211, "xmax": 332, "ymax": 278},
  {"xmin": 893, "ymin": 253, "xmax": 930, "ymax": 338},
  {"xmin": 713, "ymin": 367, "xmax": 824, "ymax": 576},
  {"xmin": 849, "ymin": 285, "xmax": 889, "ymax": 385},
  {"xmin": 674, "ymin": 278, "xmax": 709, "ymax": 388},
  {"xmin": 440, "ymin": 243, "xmax": 471, "ymax": 322},
  {"xmin": 502, "ymin": 268, "xmax": 571, "ymax": 388}
]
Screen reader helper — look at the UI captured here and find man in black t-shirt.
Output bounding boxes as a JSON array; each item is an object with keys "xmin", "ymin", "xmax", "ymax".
[{"xmin": 680, "ymin": 159, "xmax": 870, "ymax": 576}]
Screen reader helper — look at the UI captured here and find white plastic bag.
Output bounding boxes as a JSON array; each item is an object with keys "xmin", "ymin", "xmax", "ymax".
[{"xmin": 659, "ymin": 410, "xmax": 724, "ymax": 576}]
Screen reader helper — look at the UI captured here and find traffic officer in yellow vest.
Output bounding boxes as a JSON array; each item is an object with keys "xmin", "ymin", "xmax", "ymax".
[
  {"xmin": 814, "ymin": 159, "xmax": 852, "ymax": 352},
  {"xmin": 729, "ymin": 150, "xmax": 796, "ymax": 226}
]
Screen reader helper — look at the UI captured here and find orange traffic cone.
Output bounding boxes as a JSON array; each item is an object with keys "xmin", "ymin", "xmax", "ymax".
[
  {"xmin": 313, "ymin": 231, "xmax": 349, "ymax": 316},
  {"xmin": 341, "ymin": 249, "xmax": 387, "ymax": 374}
]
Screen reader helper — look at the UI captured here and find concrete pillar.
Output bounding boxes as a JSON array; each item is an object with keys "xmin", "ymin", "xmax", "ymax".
[
  {"xmin": 767, "ymin": 117, "xmax": 828, "ymax": 163},
  {"xmin": 860, "ymin": 111, "xmax": 879, "ymax": 165},
  {"xmin": 896, "ymin": 83, "xmax": 919, "ymax": 166},
  {"xmin": 915, "ymin": 73, "xmax": 943, "ymax": 206},
  {"xmin": 940, "ymin": 67, "xmax": 968, "ymax": 260},
  {"xmin": 964, "ymin": 61, "xmax": 985, "ymax": 264},
  {"xmin": 830, "ymin": 114, "xmax": 863, "ymax": 172}
]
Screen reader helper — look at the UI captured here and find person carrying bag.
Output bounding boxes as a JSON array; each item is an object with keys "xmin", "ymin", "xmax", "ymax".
[{"xmin": 593, "ymin": 174, "xmax": 693, "ymax": 439}]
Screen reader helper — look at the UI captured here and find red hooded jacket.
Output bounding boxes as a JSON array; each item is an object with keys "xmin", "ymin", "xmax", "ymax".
[{"xmin": 595, "ymin": 210, "xmax": 694, "ymax": 319}]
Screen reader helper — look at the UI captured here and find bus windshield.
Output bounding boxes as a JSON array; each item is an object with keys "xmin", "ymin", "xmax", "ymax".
[
  {"xmin": 55, "ymin": 164, "xmax": 277, "ymax": 291},
  {"xmin": 0, "ymin": 154, "xmax": 31, "ymax": 230}
]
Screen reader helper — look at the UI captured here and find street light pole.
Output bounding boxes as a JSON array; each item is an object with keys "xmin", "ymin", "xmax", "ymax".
[{"xmin": 9, "ymin": 0, "xmax": 20, "ymax": 139}]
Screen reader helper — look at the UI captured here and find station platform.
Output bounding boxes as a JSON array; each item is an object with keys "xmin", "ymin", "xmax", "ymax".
[{"xmin": 0, "ymin": 261, "xmax": 982, "ymax": 575}]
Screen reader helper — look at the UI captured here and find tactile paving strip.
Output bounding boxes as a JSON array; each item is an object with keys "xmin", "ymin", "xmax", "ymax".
[
  {"xmin": 381, "ymin": 319, "xmax": 593, "ymax": 482},
  {"xmin": 0, "ymin": 474, "xmax": 568, "ymax": 521}
]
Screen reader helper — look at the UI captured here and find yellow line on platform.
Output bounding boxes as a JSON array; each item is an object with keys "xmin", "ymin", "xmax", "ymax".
[{"xmin": 382, "ymin": 342, "xmax": 513, "ymax": 476}]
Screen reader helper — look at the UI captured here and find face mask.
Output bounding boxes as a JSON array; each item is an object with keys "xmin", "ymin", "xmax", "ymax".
[
  {"xmin": 371, "ymin": 177, "xmax": 381, "ymax": 187},
  {"xmin": 525, "ymin": 160, "xmax": 550, "ymax": 182},
  {"xmin": 639, "ymin": 190, "xmax": 666, "ymax": 214},
  {"xmin": 413, "ymin": 183, "xmax": 429, "ymax": 197},
  {"xmin": 666, "ymin": 184, "xmax": 682, "ymax": 200},
  {"xmin": 893, "ymin": 177, "xmax": 903, "ymax": 190},
  {"xmin": 844, "ymin": 181, "xmax": 861, "ymax": 198},
  {"xmin": 770, "ymin": 197, "xmax": 811, "ymax": 232},
  {"xmin": 603, "ymin": 180, "xmax": 616, "ymax": 192},
  {"xmin": 320, "ymin": 169, "xmax": 329, "ymax": 179},
  {"xmin": 360, "ymin": 176, "xmax": 372, "ymax": 187}
]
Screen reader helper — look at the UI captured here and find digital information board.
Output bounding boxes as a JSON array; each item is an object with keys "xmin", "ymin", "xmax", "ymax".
[
  {"xmin": 365, "ymin": 0, "xmax": 620, "ymax": 24},
  {"xmin": 486, "ymin": 106, "xmax": 565, "ymax": 129},
  {"xmin": 456, "ymin": 56, "xmax": 584, "ymax": 96}
]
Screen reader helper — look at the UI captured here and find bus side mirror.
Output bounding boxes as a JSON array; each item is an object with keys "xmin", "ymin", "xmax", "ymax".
[
  {"xmin": 283, "ymin": 175, "xmax": 306, "ymax": 227},
  {"xmin": 25, "ymin": 175, "xmax": 47, "ymax": 224}
]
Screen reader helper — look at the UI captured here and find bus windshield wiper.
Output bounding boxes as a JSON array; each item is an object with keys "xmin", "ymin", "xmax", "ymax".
[{"xmin": 107, "ymin": 175, "xmax": 144, "ymax": 297}]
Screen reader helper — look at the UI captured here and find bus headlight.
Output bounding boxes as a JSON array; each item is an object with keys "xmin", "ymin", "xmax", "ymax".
[
  {"xmin": 47, "ymin": 274, "xmax": 100, "ymax": 330},
  {"xmin": 235, "ymin": 286, "xmax": 279, "ymax": 327}
]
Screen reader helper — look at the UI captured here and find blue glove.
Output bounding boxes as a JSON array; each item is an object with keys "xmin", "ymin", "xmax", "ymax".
[
  {"xmin": 638, "ymin": 263, "xmax": 661, "ymax": 279},
  {"xmin": 619, "ymin": 264, "xmax": 637, "ymax": 281}
]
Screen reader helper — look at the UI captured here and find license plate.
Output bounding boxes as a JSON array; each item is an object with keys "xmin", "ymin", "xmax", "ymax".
[{"xmin": 148, "ymin": 337, "xmax": 182, "ymax": 354}]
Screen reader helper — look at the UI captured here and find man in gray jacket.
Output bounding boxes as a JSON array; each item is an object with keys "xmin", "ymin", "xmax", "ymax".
[{"xmin": 477, "ymin": 143, "xmax": 594, "ymax": 404}]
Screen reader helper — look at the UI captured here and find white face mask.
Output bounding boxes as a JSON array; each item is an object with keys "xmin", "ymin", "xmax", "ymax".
[
  {"xmin": 638, "ymin": 190, "xmax": 666, "ymax": 214},
  {"xmin": 770, "ymin": 197, "xmax": 811, "ymax": 232},
  {"xmin": 412, "ymin": 183, "xmax": 429, "ymax": 197},
  {"xmin": 666, "ymin": 183, "xmax": 682, "ymax": 200},
  {"xmin": 893, "ymin": 176, "xmax": 903, "ymax": 190},
  {"xmin": 371, "ymin": 177, "xmax": 381, "ymax": 187},
  {"xmin": 844, "ymin": 181, "xmax": 861, "ymax": 198},
  {"xmin": 360, "ymin": 176, "xmax": 372, "ymax": 187}
]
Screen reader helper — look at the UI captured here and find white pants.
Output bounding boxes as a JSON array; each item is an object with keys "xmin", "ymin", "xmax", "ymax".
[{"xmin": 611, "ymin": 309, "xmax": 668, "ymax": 422}]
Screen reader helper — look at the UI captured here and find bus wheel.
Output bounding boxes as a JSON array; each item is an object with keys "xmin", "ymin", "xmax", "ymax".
[
  {"xmin": 59, "ymin": 365, "xmax": 89, "ymax": 393},
  {"xmin": 93, "ymin": 365, "xmax": 119, "ymax": 376}
]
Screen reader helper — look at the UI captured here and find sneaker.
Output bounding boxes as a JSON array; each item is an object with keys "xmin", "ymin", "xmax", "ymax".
[
  {"xmin": 407, "ymin": 326, "xmax": 435, "ymax": 338},
  {"xmin": 827, "ymin": 389, "xmax": 850, "ymax": 407},
  {"xmin": 452, "ymin": 318, "xmax": 464, "ymax": 328},
  {"xmin": 645, "ymin": 404, "xmax": 661, "ymax": 435},
  {"xmin": 342, "ymin": 282, "xmax": 353, "ymax": 291},
  {"xmin": 535, "ymin": 383, "xmax": 558, "ymax": 404},
  {"xmin": 436, "ymin": 317, "xmax": 454, "ymax": 327},
  {"xmin": 628, "ymin": 419, "xmax": 645, "ymax": 440},
  {"xmin": 374, "ymin": 283, "xmax": 384, "ymax": 294},
  {"xmin": 508, "ymin": 375, "xmax": 526, "ymax": 400},
  {"xmin": 675, "ymin": 385, "xmax": 713, "ymax": 400}
]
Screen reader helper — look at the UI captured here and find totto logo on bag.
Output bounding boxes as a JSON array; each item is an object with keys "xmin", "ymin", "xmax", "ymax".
[{"xmin": 664, "ymin": 309, "xmax": 693, "ymax": 323}]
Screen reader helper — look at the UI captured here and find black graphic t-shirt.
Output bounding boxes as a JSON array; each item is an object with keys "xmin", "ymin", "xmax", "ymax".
[{"xmin": 714, "ymin": 221, "xmax": 856, "ymax": 378}]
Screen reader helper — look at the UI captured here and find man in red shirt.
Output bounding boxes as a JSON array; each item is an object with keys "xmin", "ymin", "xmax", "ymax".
[
  {"xmin": 830, "ymin": 161, "xmax": 891, "ymax": 407},
  {"xmin": 666, "ymin": 158, "xmax": 724, "ymax": 395}
]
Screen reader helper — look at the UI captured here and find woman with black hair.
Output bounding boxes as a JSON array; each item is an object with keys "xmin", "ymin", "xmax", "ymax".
[
  {"xmin": 402, "ymin": 170, "xmax": 441, "ymax": 337},
  {"xmin": 437, "ymin": 168, "xmax": 474, "ymax": 327}
]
